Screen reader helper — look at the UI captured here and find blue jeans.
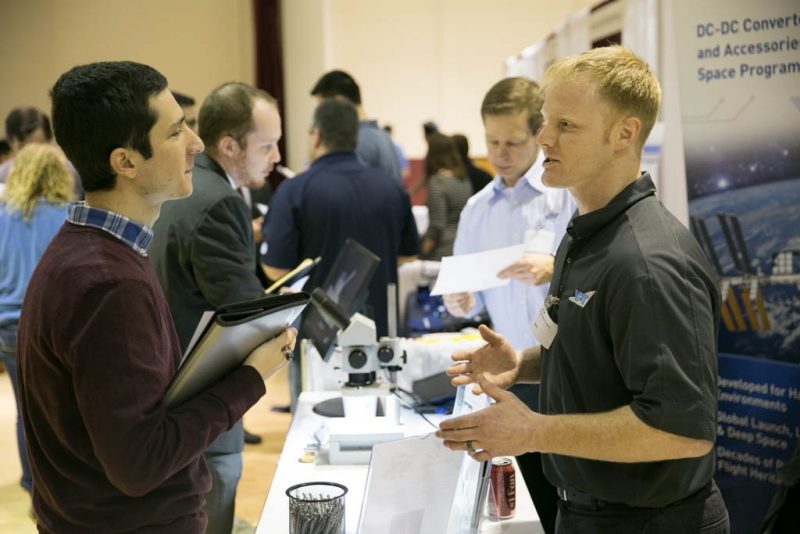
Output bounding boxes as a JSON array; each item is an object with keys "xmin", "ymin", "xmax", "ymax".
[
  {"xmin": 0, "ymin": 325, "xmax": 32, "ymax": 493},
  {"xmin": 203, "ymin": 450, "xmax": 242, "ymax": 534}
]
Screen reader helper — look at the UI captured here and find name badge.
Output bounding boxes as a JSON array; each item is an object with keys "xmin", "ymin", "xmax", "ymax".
[
  {"xmin": 524, "ymin": 228, "xmax": 556, "ymax": 254},
  {"xmin": 531, "ymin": 303, "xmax": 558, "ymax": 349}
]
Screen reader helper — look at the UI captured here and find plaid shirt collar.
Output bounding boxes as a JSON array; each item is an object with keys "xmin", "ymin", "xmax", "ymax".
[{"xmin": 66, "ymin": 201, "xmax": 152, "ymax": 257}]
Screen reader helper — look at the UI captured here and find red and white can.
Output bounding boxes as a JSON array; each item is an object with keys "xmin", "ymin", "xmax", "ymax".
[{"xmin": 488, "ymin": 457, "xmax": 516, "ymax": 519}]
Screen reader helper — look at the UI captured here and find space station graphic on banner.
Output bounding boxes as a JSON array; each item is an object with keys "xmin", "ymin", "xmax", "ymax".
[
  {"xmin": 672, "ymin": 1, "xmax": 800, "ymax": 531},
  {"xmin": 673, "ymin": 1, "xmax": 800, "ymax": 363}
]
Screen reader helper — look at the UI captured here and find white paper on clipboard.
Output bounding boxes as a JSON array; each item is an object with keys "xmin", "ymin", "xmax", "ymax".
[
  {"xmin": 358, "ymin": 433, "xmax": 462, "ymax": 534},
  {"xmin": 358, "ymin": 386, "xmax": 493, "ymax": 534}
]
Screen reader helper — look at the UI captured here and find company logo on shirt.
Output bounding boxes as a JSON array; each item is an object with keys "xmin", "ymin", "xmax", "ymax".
[{"xmin": 568, "ymin": 289, "xmax": 595, "ymax": 308}]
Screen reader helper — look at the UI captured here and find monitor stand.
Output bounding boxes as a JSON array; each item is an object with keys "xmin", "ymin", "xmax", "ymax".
[{"xmin": 312, "ymin": 397, "xmax": 385, "ymax": 418}]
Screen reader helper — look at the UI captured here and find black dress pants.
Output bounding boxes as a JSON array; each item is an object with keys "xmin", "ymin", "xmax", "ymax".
[
  {"xmin": 512, "ymin": 383, "xmax": 558, "ymax": 534},
  {"xmin": 555, "ymin": 481, "xmax": 730, "ymax": 534}
]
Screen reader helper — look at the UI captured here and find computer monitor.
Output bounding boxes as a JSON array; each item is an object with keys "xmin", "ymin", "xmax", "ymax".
[{"xmin": 303, "ymin": 238, "xmax": 381, "ymax": 361}]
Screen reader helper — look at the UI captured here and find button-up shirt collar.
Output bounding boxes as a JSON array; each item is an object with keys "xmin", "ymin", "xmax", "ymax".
[
  {"xmin": 489, "ymin": 151, "xmax": 548, "ymax": 203},
  {"xmin": 66, "ymin": 201, "xmax": 152, "ymax": 256}
]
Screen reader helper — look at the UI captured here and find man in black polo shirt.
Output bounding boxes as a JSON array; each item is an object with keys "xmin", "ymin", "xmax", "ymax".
[{"xmin": 437, "ymin": 46, "xmax": 729, "ymax": 533}]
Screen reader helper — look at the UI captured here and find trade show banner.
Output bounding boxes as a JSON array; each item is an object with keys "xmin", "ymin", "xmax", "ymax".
[{"xmin": 672, "ymin": 1, "xmax": 800, "ymax": 531}]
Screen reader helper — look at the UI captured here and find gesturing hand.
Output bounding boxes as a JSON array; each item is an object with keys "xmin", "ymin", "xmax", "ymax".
[
  {"xmin": 446, "ymin": 325, "xmax": 520, "ymax": 394},
  {"xmin": 437, "ymin": 375, "xmax": 541, "ymax": 461}
]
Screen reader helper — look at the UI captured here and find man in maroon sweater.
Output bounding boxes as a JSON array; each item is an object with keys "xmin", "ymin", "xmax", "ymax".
[{"xmin": 17, "ymin": 61, "xmax": 296, "ymax": 533}]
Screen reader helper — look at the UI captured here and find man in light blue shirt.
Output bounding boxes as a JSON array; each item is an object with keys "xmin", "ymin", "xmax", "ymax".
[
  {"xmin": 444, "ymin": 77, "xmax": 574, "ymax": 534},
  {"xmin": 448, "ymin": 150, "xmax": 573, "ymax": 349}
]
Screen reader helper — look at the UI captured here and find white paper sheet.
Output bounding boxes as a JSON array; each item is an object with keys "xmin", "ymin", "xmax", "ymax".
[
  {"xmin": 181, "ymin": 310, "xmax": 215, "ymax": 365},
  {"xmin": 358, "ymin": 386, "xmax": 493, "ymax": 534},
  {"xmin": 430, "ymin": 245, "xmax": 525, "ymax": 296},
  {"xmin": 358, "ymin": 434, "xmax": 464, "ymax": 534}
]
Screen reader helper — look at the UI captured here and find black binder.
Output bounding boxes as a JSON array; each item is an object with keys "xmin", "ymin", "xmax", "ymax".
[{"xmin": 164, "ymin": 292, "xmax": 310, "ymax": 407}]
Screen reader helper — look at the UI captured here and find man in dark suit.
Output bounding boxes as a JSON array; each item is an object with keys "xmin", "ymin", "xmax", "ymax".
[{"xmin": 149, "ymin": 82, "xmax": 282, "ymax": 534}]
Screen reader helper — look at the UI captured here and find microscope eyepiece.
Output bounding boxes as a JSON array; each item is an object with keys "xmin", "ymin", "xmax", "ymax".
[
  {"xmin": 377, "ymin": 346, "xmax": 394, "ymax": 364},
  {"xmin": 348, "ymin": 349, "xmax": 368, "ymax": 369}
]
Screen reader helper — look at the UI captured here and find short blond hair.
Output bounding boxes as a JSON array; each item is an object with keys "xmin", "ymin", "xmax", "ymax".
[
  {"xmin": 3, "ymin": 144, "xmax": 74, "ymax": 222},
  {"xmin": 543, "ymin": 46, "xmax": 661, "ymax": 148}
]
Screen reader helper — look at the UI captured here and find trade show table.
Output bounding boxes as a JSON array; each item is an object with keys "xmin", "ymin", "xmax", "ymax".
[{"xmin": 256, "ymin": 390, "xmax": 543, "ymax": 533}]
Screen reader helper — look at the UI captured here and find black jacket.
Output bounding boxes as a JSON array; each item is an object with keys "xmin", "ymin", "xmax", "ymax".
[{"xmin": 150, "ymin": 153, "xmax": 265, "ymax": 454}]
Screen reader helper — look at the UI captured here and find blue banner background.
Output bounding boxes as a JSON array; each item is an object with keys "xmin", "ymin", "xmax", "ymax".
[{"xmin": 716, "ymin": 354, "xmax": 800, "ymax": 533}]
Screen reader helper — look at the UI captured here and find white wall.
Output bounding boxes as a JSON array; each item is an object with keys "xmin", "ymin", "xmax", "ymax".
[
  {"xmin": 281, "ymin": 0, "xmax": 598, "ymax": 169},
  {"xmin": 2, "ymin": 0, "xmax": 598, "ymax": 174},
  {"xmin": 658, "ymin": 0, "xmax": 689, "ymax": 224},
  {"xmin": 0, "ymin": 0, "xmax": 254, "ymax": 125},
  {"xmin": 281, "ymin": 0, "xmax": 331, "ymax": 173}
]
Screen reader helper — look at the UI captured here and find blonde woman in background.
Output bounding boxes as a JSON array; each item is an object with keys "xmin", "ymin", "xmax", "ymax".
[{"xmin": 0, "ymin": 143, "xmax": 73, "ymax": 496}]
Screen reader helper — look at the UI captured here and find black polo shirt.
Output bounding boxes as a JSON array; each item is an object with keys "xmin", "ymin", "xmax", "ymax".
[{"xmin": 540, "ymin": 173, "xmax": 720, "ymax": 507}]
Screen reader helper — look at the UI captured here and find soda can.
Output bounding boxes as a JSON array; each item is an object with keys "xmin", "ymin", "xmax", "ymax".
[{"xmin": 488, "ymin": 457, "xmax": 516, "ymax": 519}]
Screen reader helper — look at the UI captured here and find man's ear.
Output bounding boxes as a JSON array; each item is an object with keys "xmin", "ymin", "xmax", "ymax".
[
  {"xmin": 310, "ymin": 127, "xmax": 322, "ymax": 151},
  {"xmin": 613, "ymin": 116, "xmax": 641, "ymax": 151},
  {"xmin": 109, "ymin": 147, "xmax": 138, "ymax": 180},
  {"xmin": 217, "ymin": 135, "xmax": 240, "ymax": 159}
]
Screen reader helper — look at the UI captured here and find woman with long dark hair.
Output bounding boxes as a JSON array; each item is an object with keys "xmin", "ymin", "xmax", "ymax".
[{"xmin": 420, "ymin": 134, "xmax": 473, "ymax": 260}]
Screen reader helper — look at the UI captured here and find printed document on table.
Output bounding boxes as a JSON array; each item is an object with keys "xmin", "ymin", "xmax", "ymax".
[
  {"xmin": 431, "ymin": 244, "xmax": 525, "ymax": 296},
  {"xmin": 358, "ymin": 434, "xmax": 463, "ymax": 534},
  {"xmin": 358, "ymin": 386, "xmax": 492, "ymax": 534}
]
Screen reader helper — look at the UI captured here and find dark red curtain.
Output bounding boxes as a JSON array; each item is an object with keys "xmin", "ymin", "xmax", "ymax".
[{"xmin": 253, "ymin": 0, "xmax": 287, "ymax": 199}]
